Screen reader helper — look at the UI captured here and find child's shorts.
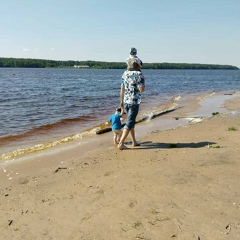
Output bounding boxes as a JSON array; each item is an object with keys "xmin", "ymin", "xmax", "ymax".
[{"xmin": 113, "ymin": 130, "xmax": 122, "ymax": 135}]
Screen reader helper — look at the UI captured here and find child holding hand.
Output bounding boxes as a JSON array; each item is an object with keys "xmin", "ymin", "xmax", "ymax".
[{"xmin": 109, "ymin": 107, "xmax": 126, "ymax": 144}]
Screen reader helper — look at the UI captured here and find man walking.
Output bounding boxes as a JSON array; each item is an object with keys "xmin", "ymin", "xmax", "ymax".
[{"xmin": 118, "ymin": 67, "xmax": 145, "ymax": 150}]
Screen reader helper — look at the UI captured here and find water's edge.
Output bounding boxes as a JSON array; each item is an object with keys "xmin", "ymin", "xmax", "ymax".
[{"xmin": 1, "ymin": 91, "xmax": 239, "ymax": 166}]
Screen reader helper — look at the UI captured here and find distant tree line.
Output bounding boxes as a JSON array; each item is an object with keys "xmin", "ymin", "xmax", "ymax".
[{"xmin": 0, "ymin": 57, "xmax": 238, "ymax": 70}]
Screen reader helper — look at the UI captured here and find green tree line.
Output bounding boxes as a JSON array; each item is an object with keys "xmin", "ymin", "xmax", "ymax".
[{"xmin": 0, "ymin": 57, "xmax": 238, "ymax": 69}]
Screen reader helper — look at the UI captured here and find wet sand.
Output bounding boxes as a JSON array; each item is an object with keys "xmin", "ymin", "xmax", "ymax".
[{"xmin": 1, "ymin": 92, "xmax": 240, "ymax": 239}]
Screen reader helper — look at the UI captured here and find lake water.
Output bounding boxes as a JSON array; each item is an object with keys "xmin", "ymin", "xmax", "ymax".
[{"xmin": 0, "ymin": 68, "xmax": 239, "ymax": 160}]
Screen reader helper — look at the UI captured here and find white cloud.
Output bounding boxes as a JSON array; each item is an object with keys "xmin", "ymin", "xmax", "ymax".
[
  {"xmin": 50, "ymin": 47, "xmax": 55, "ymax": 50},
  {"xmin": 22, "ymin": 48, "xmax": 30, "ymax": 52},
  {"xmin": 33, "ymin": 48, "xmax": 40, "ymax": 51}
]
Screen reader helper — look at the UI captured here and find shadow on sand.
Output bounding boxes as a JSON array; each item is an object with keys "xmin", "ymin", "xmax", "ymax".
[{"xmin": 124, "ymin": 141, "xmax": 216, "ymax": 150}]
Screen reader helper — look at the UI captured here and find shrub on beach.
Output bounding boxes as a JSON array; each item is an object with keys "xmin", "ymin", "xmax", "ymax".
[{"xmin": 228, "ymin": 126, "xmax": 237, "ymax": 131}]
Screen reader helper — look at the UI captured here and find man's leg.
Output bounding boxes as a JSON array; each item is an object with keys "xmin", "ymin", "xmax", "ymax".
[
  {"xmin": 117, "ymin": 130, "xmax": 122, "ymax": 143},
  {"xmin": 130, "ymin": 128, "xmax": 138, "ymax": 146},
  {"xmin": 118, "ymin": 104, "xmax": 139, "ymax": 150},
  {"xmin": 129, "ymin": 104, "xmax": 139, "ymax": 146},
  {"xmin": 118, "ymin": 128, "xmax": 130, "ymax": 150}
]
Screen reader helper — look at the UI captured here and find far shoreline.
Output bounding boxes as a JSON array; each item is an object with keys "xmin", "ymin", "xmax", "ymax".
[{"xmin": 0, "ymin": 57, "xmax": 239, "ymax": 70}]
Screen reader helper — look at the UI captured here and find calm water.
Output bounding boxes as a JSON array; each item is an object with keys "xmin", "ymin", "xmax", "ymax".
[{"xmin": 0, "ymin": 68, "xmax": 239, "ymax": 160}]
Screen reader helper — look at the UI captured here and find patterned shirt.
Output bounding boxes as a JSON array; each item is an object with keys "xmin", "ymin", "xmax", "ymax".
[{"xmin": 121, "ymin": 70, "xmax": 145, "ymax": 105}]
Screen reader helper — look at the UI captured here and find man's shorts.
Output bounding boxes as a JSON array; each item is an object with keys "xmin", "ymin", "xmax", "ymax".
[{"xmin": 124, "ymin": 104, "xmax": 139, "ymax": 130}]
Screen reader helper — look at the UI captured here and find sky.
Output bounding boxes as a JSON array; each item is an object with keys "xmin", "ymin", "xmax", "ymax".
[{"xmin": 1, "ymin": 0, "xmax": 240, "ymax": 67}]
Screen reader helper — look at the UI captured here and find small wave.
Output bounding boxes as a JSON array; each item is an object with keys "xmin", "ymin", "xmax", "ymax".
[
  {"xmin": 160, "ymin": 95, "xmax": 181, "ymax": 112},
  {"xmin": 197, "ymin": 92, "xmax": 216, "ymax": 101},
  {"xmin": 0, "ymin": 115, "xmax": 97, "ymax": 144},
  {"xmin": 0, "ymin": 98, "xmax": 13, "ymax": 103},
  {"xmin": 0, "ymin": 126, "xmax": 100, "ymax": 161},
  {"xmin": 173, "ymin": 95, "xmax": 181, "ymax": 101},
  {"xmin": 144, "ymin": 113, "xmax": 154, "ymax": 122}
]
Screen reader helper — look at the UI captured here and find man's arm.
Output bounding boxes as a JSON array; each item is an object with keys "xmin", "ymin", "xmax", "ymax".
[
  {"xmin": 138, "ymin": 85, "xmax": 145, "ymax": 93},
  {"xmin": 138, "ymin": 74, "xmax": 145, "ymax": 93},
  {"xmin": 120, "ymin": 84, "xmax": 125, "ymax": 107},
  {"xmin": 120, "ymin": 84, "xmax": 126, "ymax": 118}
]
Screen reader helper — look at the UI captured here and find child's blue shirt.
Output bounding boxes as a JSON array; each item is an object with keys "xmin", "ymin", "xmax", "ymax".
[{"xmin": 109, "ymin": 113, "xmax": 122, "ymax": 130}]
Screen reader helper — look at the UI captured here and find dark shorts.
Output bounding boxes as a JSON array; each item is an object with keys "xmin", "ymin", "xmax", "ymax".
[{"xmin": 124, "ymin": 104, "xmax": 139, "ymax": 130}]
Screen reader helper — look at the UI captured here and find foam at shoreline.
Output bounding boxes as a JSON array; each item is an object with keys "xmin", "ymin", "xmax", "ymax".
[{"xmin": 0, "ymin": 94, "xmax": 184, "ymax": 162}]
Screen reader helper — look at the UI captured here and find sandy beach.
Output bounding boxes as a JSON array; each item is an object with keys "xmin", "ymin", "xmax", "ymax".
[{"xmin": 1, "ymin": 93, "xmax": 240, "ymax": 240}]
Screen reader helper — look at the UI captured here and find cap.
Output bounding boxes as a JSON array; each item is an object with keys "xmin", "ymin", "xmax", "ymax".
[{"xmin": 130, "ymin": 47, "xmax": 137, "ymax": 55}]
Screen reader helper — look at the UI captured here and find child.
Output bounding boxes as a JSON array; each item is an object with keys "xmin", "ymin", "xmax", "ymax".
[
  {"xmin": 126, "ymin": 47, "xmax": 143, "ymax": 71},
  {"xmin": 109, "ymin": 107, "xmax": 125, "ymax": 145}
]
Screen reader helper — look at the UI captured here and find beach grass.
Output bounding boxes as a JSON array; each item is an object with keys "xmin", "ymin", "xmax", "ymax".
[{"xmin": 228, "ymin": 126, "xmax": 237, "ymax": 131}]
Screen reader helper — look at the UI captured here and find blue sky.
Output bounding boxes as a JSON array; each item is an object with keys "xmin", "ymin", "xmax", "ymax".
[{"xmin": 1, "ymin": 0, "xmax": 240, "ymax": 67}]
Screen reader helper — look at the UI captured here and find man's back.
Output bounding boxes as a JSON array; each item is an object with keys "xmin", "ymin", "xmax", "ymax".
[{"xmin": 121, "ymin": 70, "xmax": 145, "ymax": 105}]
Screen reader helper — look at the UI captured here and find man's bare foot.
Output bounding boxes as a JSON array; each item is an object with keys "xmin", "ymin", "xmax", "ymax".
[{"xmin": 118, "ymin": 144, "xmax": 128, "ymax": 150}]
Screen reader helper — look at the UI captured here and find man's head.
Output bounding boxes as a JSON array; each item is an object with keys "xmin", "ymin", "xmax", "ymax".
[
  {"xmin": 127, "ymin": 58, "xmax": 141, "ymax": 71},
  {"xmin": 130, "ymin": 47, "xmax": 137, "ymax": 56}
]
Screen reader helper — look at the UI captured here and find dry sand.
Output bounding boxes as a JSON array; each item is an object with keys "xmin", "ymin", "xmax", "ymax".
[{"xmin": 1, "ymin": 94, "xmax": 240, "ymax": 240}]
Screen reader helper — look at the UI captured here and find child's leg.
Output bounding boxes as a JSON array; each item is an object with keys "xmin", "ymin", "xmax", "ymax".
[
  {"xmin": 113, "ymin": 132, "xmax": 117, "ymax": 144},
  {"xmin": 113, "ymin": 130, "xmax": 122, "ymax": 144},
  {"xmin": 113, "ymin": 132, "xmax": 118, "ymax": 144}
]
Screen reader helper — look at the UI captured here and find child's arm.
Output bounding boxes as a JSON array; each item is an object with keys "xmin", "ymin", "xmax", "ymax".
[
  {"xmin": 120, "ymin": 108, "xmax": 126, "ymax": 119},
  {"xmin": 106, "ymin": 115, "xmax": 113, "ymax": 126}
]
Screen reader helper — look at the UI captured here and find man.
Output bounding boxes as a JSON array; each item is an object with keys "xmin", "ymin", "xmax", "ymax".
[{"xmin": 118, "ymin": 66, "xmax": 145, "ymax": 150}]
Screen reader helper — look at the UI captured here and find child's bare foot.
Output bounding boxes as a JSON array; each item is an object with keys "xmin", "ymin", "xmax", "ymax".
[{"xmin": 118, "ymin": 143, "xmax": 128, "ymax": 150}]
